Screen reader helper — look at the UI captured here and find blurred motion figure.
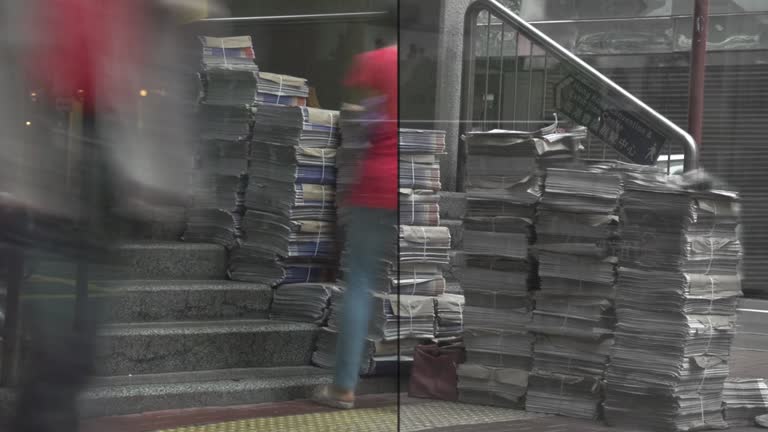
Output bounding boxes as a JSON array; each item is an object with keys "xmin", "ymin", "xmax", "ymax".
[
  {"xmin": 0, "ymin": 0, "xmax": 224, "ymax": 430},
  {"xmin": 313, "ymin": 4, "xmax": 398, "ymax": 409}
]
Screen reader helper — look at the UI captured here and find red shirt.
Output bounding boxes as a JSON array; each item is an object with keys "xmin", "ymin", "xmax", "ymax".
[
  {"xmin": 27, "ymin": 0, "xmax": 145, "ymax": 112},
  {"xmin": 343, "ymin": 46, "xmax": 398, "ymax": 210}
]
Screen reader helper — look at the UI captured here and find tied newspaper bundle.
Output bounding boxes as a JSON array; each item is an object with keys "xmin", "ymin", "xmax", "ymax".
[
  {"xmin": 435, "ymin": 293, "xmax": 465, "ymax": 342},
  {"xmin": 398, "ymin": 128, "xmax": 460, "ymax": 346},
  {"xmin": 312, "ymin": 289, "xmax": 424, "ymax": 374},
  {"xmin": 526, "ymin": 166, "xmax": 624, "ymax": 420},
  {"xmin": 184, "ymin": 139, "xmax": 249, "ymax": 247},
  {"xmin": 723, "ymin": 378, "xmax": 768, "ymax": 426},
  {"xmin": 185, "ymin": 35, "xmax": 257, "ymax": 248},
  {"xmin": 270, "ymin": 282, "xmax": 342, "ymax": 325},
  {"xmin": 199, "ymin": 36, "xmax": 258, "ymax": 71},
  {"xmin": 603, "ymin": 170, "xmax": 742, "ymax": 432},
  {"xmin": 399, "ymin": 128, "xmax": 445, "ymax": 227},
  {"xmin": 456, "ymin": 122, "xmax": 583, "ymax": 408},
  {"xmin": 458, "ymin": 127, "xmax": 541, "ymax": 408},
  {"xmin": 228, "ymin": 105, "xmax": 339, "ymax": 286},
  {"xmin": 197, "ymin": 37, "xmax": 257, "ymax": 140},
  {"xmin": 255, "ymin": 72, "xmax": 309, "ymax": 107},
  {"xmin": 400, "ymin": 189, "xmax": 440, "ymax": 226},
  {"xmin": 384, "ymin": 225, "xmax": 451, "ymax": 352},
  {"xmin": 198, "ymin": 38, "xmax": 258, "ymax": 107}
]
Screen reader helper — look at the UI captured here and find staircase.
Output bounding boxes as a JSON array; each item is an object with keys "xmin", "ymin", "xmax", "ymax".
[{"xmin": 4, "ymin": 209, "xmax": 398, "ymax": 419}]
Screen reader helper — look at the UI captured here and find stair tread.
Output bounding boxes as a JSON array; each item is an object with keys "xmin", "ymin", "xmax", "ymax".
[
  {"xmin": 96, "ymin": 280, "xmax": 271, "ymax": 292},
  {"xmin": 112, "ymin": 241, "xmax": 223, "ymax": 250},
  {"xmin": 98, "ymin": 319, "xmax": 317, "ymax": 336},
  {"xmin": 86, "ymin": 366, "xmax": 329, "ymax": 389}
]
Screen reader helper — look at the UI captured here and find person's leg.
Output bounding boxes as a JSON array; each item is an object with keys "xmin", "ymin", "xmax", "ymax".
[{"xmin": 316, "ymin": 207, "xmax": 394, "ymax": 406}]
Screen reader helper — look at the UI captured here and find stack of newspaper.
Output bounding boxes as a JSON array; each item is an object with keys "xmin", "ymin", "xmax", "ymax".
[
  {"xmin": 185, "ymin": 36, "xmax": 257, "ymax": 248},
  {"xmin": 457, "ymin": 125, "xmax": 568, "ymax": 408},
  {"xmin": 199, "ymin": 36, "xmax": 258, "ymax": 71},
  {"xmin": 255, "ymin": 72, "xmax": 309, "ymax": 107},
  {"xmin": 604, "ymin": 171, "xmax": 742, "ymax": 431},
  {"xmin": 183, "ymin": 138, "xmax": 249, "ymax": 247},
  {"xmin": 400, "ymin": 189, "xmax": 440, "ymax": 226},
  {"xmin": 199, "ymin": 104, "xmax": 253, "ymax": 141},
  {"xmin": 396, "ymin": 128, "xmax": 450, "ymax": 349},
  {"xmin": 526, "ymin": 167, "xmax": 622, "ymax": 419},
  {"xmin": 228, "ymin": 105, "xmax": 339, "ymax": 286},
  {"xmin": 723, "ymin": 378, "xmax": 768, "ymax": 426},
  {"xmin": 270, "ymin": 282, "xmax": 342, "ymax": 325},
  {"xmin": 435, "ymin": 293, "xmax": 465, "ymax": 341},
  {"xmin": 199, "ymin": 68, "xmax": 259, "ymax": 106}
]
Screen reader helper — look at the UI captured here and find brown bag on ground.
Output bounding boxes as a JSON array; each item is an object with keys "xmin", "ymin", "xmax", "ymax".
[{"xmin": 408, "ymin": 343, "xmax": 466, "ymax": 401}]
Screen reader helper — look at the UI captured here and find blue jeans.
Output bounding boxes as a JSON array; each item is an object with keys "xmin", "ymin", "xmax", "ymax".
[{"xmin": 334, "ymin": 207, "xmax": 395, "ymax": 391}]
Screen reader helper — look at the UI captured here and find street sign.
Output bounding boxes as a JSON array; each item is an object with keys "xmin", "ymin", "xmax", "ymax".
[{"xmin": 555, "ymin": 75, "xmax": 667, "ymax": 165}]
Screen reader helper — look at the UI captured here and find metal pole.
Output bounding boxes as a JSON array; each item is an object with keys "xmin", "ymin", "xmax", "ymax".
[{"xmin": 688, "ymin": 0, "xmax": 709, "ymax": 148}]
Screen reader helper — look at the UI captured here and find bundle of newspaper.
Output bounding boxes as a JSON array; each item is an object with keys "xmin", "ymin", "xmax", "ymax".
[
  {"xmin": 400, "ymin": 189, "xmax": 440, "ymax": 226},
  {"xmin": 255, "ymin": 72, "xmax": 309, "ymax": 107},
  {"xmin": 723, "ymin": 378, "xmax": 768, "ymax": 426},
  {"xmin": 395, "ymin": 130, "xmax": 450, "ymax": 295},
  {"xmin": 435, "ymin": 293, "xmax": 465, "ymax": 342},
  {"xmin": 199, "ymin": 68, "xmax": 259, "ymax": 106},
  {"xmin": 457, "ymin": 124, "xmax": 565, "ymax": 408},
  {"xmin": 228, "ymin": 105, "xmax": 339, "ymax": 286},
  {"xmin": 526, "ymin": 166, "xmax": 623, "ymax": 419},
  {"xmin": 198, "ymin": 104, "xmax": 253, "ymax": 141},
  {"xmin": 269, "ymin": 282, "xmax": 342, "ymax": 325},
  {"xmin": 199, "ymin": 36, "xmax": 258, "ymax": 71},
  {"xmin": 312, "ymin": 326, "xmax": 418, "ymax": 375},
  {"xmin": 399, "ymin": 128, "xmax": 447, "ymax": 154},
  {"xmin": 183, "ymin": 138, "xmax": 249, "ymax": 247},
  {"xmin": 604, "ymin": 170, "xmax": 742, "ymax": 432}
]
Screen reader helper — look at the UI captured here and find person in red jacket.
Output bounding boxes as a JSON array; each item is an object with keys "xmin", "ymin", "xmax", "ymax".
[{"xmin": 313, "ymin": 5, "xmax": 398, "ymax": 409}]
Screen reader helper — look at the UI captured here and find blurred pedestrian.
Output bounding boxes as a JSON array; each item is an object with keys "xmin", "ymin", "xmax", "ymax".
[
  {"xmin": 313, "ymin": 4, "xmax": 398, "ymax": 409},
  {"xmin": 2, "ymin": 1, "xmax": 223, "ymax": 430}
]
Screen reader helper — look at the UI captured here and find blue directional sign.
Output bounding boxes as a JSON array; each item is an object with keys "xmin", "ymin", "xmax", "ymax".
[{"xmin": 555, "ymin": 75, "xmax": 667, "ymax": 165}]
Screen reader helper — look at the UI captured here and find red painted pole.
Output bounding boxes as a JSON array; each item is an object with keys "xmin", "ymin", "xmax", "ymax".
[{"xmin": 688, "ymin": 0, "xmax": 709, "ymax": 148}]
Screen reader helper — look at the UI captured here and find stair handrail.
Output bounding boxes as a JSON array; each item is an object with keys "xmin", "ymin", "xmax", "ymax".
[{"xmin": 463, "ymin": 0, "xmax": 699, "ymax": 172}]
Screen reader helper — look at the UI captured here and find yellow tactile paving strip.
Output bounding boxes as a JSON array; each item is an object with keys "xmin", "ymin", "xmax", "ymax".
[
  {"xmin": 155, "ymin": 402, "xmax": 544, "ymax": 432},
  {"xmin": 156, "ymin": 406, "xmax": 398, "ymax": 432}
]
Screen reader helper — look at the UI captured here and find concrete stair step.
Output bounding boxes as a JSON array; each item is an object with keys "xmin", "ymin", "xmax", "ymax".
[
  {"xmin": 79, "ymin": 366, "xmax": 403, "ymax": 418},
  {"xmin": 94, "ymin": 320, "xmax": 317, "ymax": 376},
  {"xmin": 93, "ymin": 280, "xmax": 272, "ymax": 323},
  {"xmin": 30, "ymin": 242, "xmax": 227, "ymax": 281},
  {"xmin": 95, "ymin": 242, "xmax": 227, "ymax": 280},
  {"xmin": 109, "ymin": 205, "xmax": 188, "ymax": 242}
]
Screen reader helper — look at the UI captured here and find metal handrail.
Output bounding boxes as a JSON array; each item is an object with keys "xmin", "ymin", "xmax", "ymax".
[
  {"xmin": 462, "ymin": 0, "xmax": 699, "ymax": 172},
  {"xmin": 190, "ymin": 11, "xmax": 386, "ymax": 24}
]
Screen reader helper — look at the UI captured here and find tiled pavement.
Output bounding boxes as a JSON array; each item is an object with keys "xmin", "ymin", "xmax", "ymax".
[{"xmin": 80, "ymin": 394, "xmax": 767, "ymax": 432}]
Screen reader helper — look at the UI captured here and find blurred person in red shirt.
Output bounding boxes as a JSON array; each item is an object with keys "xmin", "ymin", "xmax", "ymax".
[
  {"xmin": 313, "ymin": 5, "xmax": 398, "ymax": 409},
  {"xmin": 3, "ymin": 1, "xmax": 223, "ymax": 431}
]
